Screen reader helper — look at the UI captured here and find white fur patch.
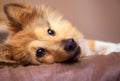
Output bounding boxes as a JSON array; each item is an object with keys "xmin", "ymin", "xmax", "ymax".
[{"xmin": 95, "ymin": 41, "xmax": 120, "ymax": 55}]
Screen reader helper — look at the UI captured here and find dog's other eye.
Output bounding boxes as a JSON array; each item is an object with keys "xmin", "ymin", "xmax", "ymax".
[
  {"xmin": 36, "ymin": 48, "xmax": 46, "ymax": 57},
  {"xmin": 47, "ymin": 29, "xmax": 56, "ymax": 36}
]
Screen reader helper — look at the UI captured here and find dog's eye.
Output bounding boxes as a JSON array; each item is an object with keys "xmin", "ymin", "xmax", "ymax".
[
  {"xmin": 47, "ymin": 29, "xmax": 55, "ymax": 36},
  {"xmin": 36, "ymin": 48, "xmax": 46, "ymax": 57}
]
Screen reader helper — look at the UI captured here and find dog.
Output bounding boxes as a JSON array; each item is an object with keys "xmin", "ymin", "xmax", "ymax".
[{"xmin": 0, "ymin": 3, "xmax": 119, "ymax": 66}]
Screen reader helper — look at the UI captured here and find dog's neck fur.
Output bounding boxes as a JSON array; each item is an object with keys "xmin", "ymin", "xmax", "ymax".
[
  {"xmin": 80, "ymin": 39, "xmax": 120, "ymax": 56},
  {"xmin": 79, "ymin": 39, "xmax": 95, "ymax": 56}
]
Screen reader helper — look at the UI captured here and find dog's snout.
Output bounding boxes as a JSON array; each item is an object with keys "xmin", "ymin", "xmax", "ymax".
[{"xmin": 64, "ymin": 39, "xmax": 77, "ymax": 51}]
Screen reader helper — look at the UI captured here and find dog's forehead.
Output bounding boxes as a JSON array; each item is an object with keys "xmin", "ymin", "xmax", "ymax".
[
  {"xmin": 30, "ymin": 6, "xmax": 74, "ymax": 33},
  {"xmin": 24, "ymin": 5, "xmax": 83, "ymax": 43},
  {"xmin": 28, "ymin": 40, "xmax": 60, "ymax": 49},
  {"xmin": 31, "ymin": 25, "xmax": 78, "ymax": 41}
]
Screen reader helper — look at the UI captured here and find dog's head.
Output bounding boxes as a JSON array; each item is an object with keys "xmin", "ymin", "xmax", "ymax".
[{"xmin": 3, "ymin": 3, "xmax": 83, "ymax": 65}]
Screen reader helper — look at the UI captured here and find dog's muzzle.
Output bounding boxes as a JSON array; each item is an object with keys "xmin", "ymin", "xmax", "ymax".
[
  {"xmin": 63, "ymin": 38, "xmax": 81, "ymax": 62},
  {"xmin": 64, "ymin": 38, "xmax": 81, "ymax": 56},
  {"xmin": 64, "ymin": 39, "xmax": 77, "ymax": 51}
]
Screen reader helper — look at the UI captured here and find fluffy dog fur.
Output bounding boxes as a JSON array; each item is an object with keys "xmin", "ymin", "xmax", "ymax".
[{"xmin": 0, "ymin": 3, "xmax": 120, "ymax": 66}]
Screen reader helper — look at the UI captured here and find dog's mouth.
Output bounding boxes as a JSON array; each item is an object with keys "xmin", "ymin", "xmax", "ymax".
[{"xmin": 63, "ymin": 46, "xmax": 81, "ymax": 63}]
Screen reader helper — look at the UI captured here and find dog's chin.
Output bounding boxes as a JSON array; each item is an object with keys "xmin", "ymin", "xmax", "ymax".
[{"xmin": 63, "ymin": 46, "xmax": 81, "ymax": 63}]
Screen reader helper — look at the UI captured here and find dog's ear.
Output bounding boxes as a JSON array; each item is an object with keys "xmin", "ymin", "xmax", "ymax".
[
  {"xmin": 4, "ymin": 3, "xmax": 36, "ymax": 33},
  {"xmin": 0, "ymin": 44, "xmax": 19, "ymax": 66},
  {"xmin": 22, "ymin": 57, "xmax": 41, "ymax": 66},
  {"xmin": 18, "ymin": 52, "xmax": 41, "ymax": 66},
  {"xmin": 0, "ymin": 44, "xmax": 40, "ymax": 66}
]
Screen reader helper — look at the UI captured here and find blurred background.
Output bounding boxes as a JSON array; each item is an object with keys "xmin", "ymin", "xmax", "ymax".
[{"xmin": 0, "ymin": 0, "xmax": 120, "ymax": 43}]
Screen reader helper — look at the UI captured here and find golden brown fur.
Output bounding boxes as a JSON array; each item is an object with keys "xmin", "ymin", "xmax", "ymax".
[
  {"xmin": 0, "ymin": 3, "xmax": 83, "ymax": 65},
  {"xmin": 0, "ymin": 3, "xmax": 119, "ymax": 66}
]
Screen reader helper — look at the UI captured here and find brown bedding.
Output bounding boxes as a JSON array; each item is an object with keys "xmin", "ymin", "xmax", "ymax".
[{"xmin": 0, "ymin": 52, "xmax": 120, "ymax": 81}]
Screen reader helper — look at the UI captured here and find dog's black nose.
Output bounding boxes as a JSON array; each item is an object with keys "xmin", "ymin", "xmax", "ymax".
[{"xmin": 64, "ymin": 39, "xmax": 77, "ymax": 51}]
